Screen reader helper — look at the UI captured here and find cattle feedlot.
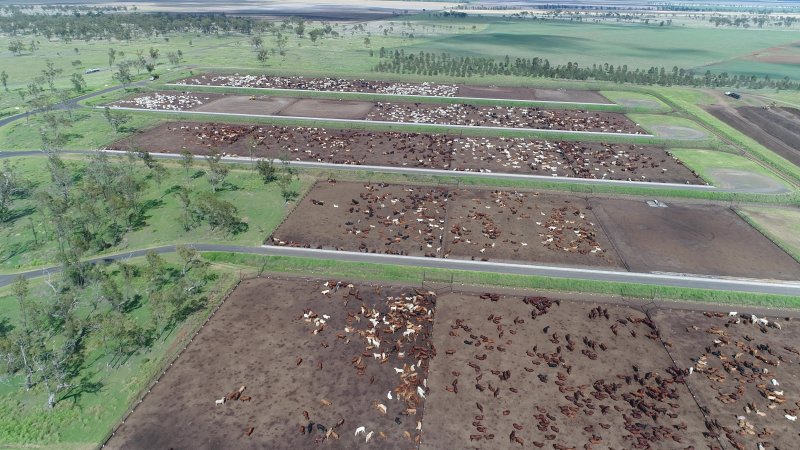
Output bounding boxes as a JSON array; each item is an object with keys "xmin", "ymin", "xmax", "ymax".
[
  {"xmin": 3, "ymin": 6, "xmax": 800, "ymax": 450},
  {"xmin": 105, "ymin": 278, "xmax": 800, "ymax": 449}
]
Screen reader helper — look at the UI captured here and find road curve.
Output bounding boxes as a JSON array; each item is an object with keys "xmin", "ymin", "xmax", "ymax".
[
  {"xmin": 0, "ymin": 80, "xmax": 149, "ymax": 128},
  {"xmin": 2, "ymin": 244, "xmax": 800, "ymax": 297}
]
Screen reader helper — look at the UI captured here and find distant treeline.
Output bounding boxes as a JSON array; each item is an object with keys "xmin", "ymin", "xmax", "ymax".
[
  {"xmin": 0, "ymin": 12, "xmax": 265, "ymax": 41},
  {"xmin": 373, "ymin": 50, "xmax": 800, "ymax": 90}
]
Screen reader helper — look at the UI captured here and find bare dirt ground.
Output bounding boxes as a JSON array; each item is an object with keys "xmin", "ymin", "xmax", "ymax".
[
  {"xmin": 589, "ymin": 198, "xmax": 800, "ymax": 280},
  {"xmin": 194, "ymin": 96, "xmax": 297, "ymax": 115},
  {"xmin": 424, "ymin": 292, "xmax": 717, "ymax": 450},
  {"xmin": 271, "ymin": 182, "xmax": 451, "ymax": 257},
  {"xmin": 442, "ymin": 189, "xmax": 622, "ymax": 268},
  {"xmin": 110, "ymin": 122, "xmax": 701, "ymax": 184},
  {"xmin": 175, "ymin": 74, "xmax": 611, "ymax": 103},
  {"xmin": 270, "ymin": 182, "xmax": 625, "ymax": 269},
  {"xmin": 707, "ymin": 105, "xmax": 800, "ymax": 168},
  {"xmin": 106, "ymin": 277, "xmax": 437, "ymax": 450},
  {"xmin": 652, "ymin": 308, "xmax": 800, "ymax": 450},
  {"xmin": 104, "ymin": 278, "xmax": 799, "ymax": 450},
  {"xmin": 271, "ymin": 182, "xmax": 800, "ymax": 278},
  {"xmin": 279, "ymin": 99, "xmax": 376, "ymax": 119},
  {"xmin": 367, "ymin": 102, "xmax": 644, "ymax": 133}
]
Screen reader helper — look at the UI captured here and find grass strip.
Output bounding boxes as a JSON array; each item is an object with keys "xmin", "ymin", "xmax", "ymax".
[{"xmin": 201, "ymin": 252, "xmax": 800, "ymax": 308}]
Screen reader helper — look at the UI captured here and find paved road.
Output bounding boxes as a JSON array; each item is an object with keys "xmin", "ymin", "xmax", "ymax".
[
  {"xmin": 3, "ymin": 244, "xmax": 800, "ymax": 296},
  {"xmin": 0, "ymin": 80, "xmax": 149, "ymax": 128}
]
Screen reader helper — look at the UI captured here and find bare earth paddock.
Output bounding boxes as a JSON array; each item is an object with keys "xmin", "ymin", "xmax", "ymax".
[
  {"xmin": 269, "ymin": 182, "xmax": 800, "ymax": 280},
  {"xmin": 105, "ymin": 277, "xmax": 800, "ymax": 450},
  {"xmin": 111, "ymin": 121, "xmax": 701, "ymax": 183}
]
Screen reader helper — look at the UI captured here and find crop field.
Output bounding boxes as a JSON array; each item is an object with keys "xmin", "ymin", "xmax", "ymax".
[
  {"xmin": 174, "ymin": 73, "xmax": 613, "ymax": 103},
  {"xmin": 268, "ymin": 182, "xmax": 800, "ymax": 278},
  {"xmin": 111, "ymin": 121, "xmax": 702, "ymax": 184},
  {"xmin": 706, "ymin": 105, "xmax": 800, "ymax": 169},
  {"xmin": 110, "ymin": 91, "xmax": 645, "ymax": 133},
  {"xmin": 405, "ymin": 19, "xmax": 800, "ymax": 79},
  {"xmin": 104, "ymin": 277, "xmax": 800, "ymax": 449}
]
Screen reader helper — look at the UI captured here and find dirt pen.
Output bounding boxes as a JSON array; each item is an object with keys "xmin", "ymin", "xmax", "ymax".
[
  {"xmin": 268, "ymin": 181, "xmax": 800, "ymax": 279},
  {"xmin": 111, "ymin": 92, "xmax": 643, "ymax": 133},
  {"xmin": 111, "ymin": 121, "xmax": 700, "ymax": 184},
  {"xmin": 175, "ymin": 74, "xmax": 612, "ymax": 104},
  {"xmin": 104, "ymin": 277, "xmax": 800, "ymax": 449}
]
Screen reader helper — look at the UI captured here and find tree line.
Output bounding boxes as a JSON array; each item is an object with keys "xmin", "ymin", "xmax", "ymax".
[{"xmin": 372, "ymin": 49, "xmax": 800, "ymax": 90}]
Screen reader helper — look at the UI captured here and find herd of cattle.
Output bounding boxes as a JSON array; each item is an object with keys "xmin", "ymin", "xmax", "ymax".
[
  {"xmin": 365, "ymin": 102, "xmax": 643, "ymax": 133},
  {"xmin": 175, "ymin": 74, "xmax": 460, "ymax": 97}
]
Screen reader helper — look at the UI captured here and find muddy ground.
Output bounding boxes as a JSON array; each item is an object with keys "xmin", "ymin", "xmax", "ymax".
[
  {"xmin": 442, "ymin": 189, "xmax": 622, "ymax": 268},
  {"xmin": 707, "ymin": 105, "xmax": 800, "ymax": 168},
  {"xmin": 271, "ymin": 182, "xmax": 800, "ymax": 279},
  {"xmin": 105, "ymin": 278, "xmax": 800, "ymax": 449},
  {"xmin": 270, "ymin": 182, "xmax": 623, "ymax": 269},
  {"xmin": 653, "ymin": 308, "xmax": 800, "ymax": 450},
  {"xmin": 589, "ymin": 198, "xmax": 800, "ymax": 280},
  {"xmin": 175, "ymin": 74, "xmax": 611, "ymax": 103},
  {"xmin": 366, "ymin": 102, "xmax": 644, "ymax": 133},
  {"xmin": 106, "ymin": 278, "xmax": 437, "ymax": 450},
  {"xmin": 424, "ymin": 292, "xmax": 717, "ymax": 450},
  {"xmin": 110, "ymin": 122, "xmax": 701, "ymax": 183},
  {"xmin": 113, "ymin": 92, "xmax": 642, "ymax": 133}
]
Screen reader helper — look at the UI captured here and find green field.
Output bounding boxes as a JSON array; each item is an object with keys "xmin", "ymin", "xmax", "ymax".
[
  {"xmin": 669, "ymin": 149, "xmax": 792, "ymax": 191},
  {"xmin": 738, "ymin": 206, "xmax": 800, "ymax": 262},
  {"xmin": 0, "ymin": 156, "xmax": 312, "ymax": 272},
  {"xmin": 404, "ymin": 19, "xmax": 800, "ymax": 79}
]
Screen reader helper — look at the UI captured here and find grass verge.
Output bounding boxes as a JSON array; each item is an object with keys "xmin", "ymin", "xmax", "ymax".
[{"xmin": 200, "ymin": 252, "xmax": 800, "ymax": 308}]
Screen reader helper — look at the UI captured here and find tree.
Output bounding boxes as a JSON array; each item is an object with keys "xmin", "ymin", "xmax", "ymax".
[
  {"xmin": 364, "ymin": 37, "xmax": 371, "ymax": 47},
  {"xmin": 256, "ymin": 159, "xmax": 277, "ymax": 184},
  {"xmin": 174, "ymin": 185, "xmax": 195, "ymax": 231},
  {"xmin": 70, "ymin": 73, "xmax": 86, "ymax": 93},
  {"xmin": 179, "ymin": 149, "xmax": 194, "ymax": 179},
  {"xmin": 250, "ymin": 35, "xmax": 263, "ymax": 49},
  {"xmin": 167, "ymin": 51, "xmax": 180, "ymax": 66},
  {"xmin": 0, "ymin": 161, "xmax": 26, "ymax": 223},
  {"xmin": 277, "ymin": 160, "xmax": 298, "ymax": 202},
  {"xmin": 148, "ymin": 47, "xmax": 159, "ymax": 61},
  {"xmin": 257, "ymin": 48, "xmax": 270, "ymax": 65},
  {"xmin": 41, "ymin": 60, "xmax": 63, "ymax": 91},
  {"xmin": 107, "ymin": 48, "xmax": 116, "ymax": 67},
  {"xmin": 205, "ymin": 150, "xmax": 229, "ymax": 192},
  {"xmin": 0, "ymin": 70, "xmax": 7, "ymax": 92},
  {"xmin": 112, "ymin": 61, "xmax": 133, "ymax": 87},
  {"xmin": 195, "ymin": 193, "xmax": 242, "ymax": 234},
  {"xmin": 102, "ymin": 106, "xmax": 131, "ymax": 133},
  {"xmin": 8, "ymin": 39, "xmax": 25, "ymax": 56}
]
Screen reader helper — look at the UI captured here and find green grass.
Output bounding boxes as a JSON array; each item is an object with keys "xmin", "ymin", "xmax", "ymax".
[
  {"xmin": 0, "ymin": 266, "xmax": 240, "ymax": 450},
  {"xmin": 201, "ymin": 252, "xmax": 800, "ymax": 308},
  {"xmin": 599, "ymin": 91, "xmax": 671, "ymax": 113},
  {"xmin": 669, "ymin": 149, "xmax": 792, "ymax": 191},
  {"xmin": 0, "ymin": 110, "xmax": 161, "ymax": 151},
  {"xmin": 0, "ymin": 156, "xmax": 313, "ymax": 272},
  {"xmin": 627, "ymin": 113, "xmax": 714, "ymax": 141},
  {"xmin": 403, "ymin": 19, "xmax": 800, "ymax": 79},
  {"xmin": 737, "ymin": 206, "xmax": 800, "ymax": 262},
  {"xmin": 648, "ymin": 86, "xmax": 800, "ymax": 185}
]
